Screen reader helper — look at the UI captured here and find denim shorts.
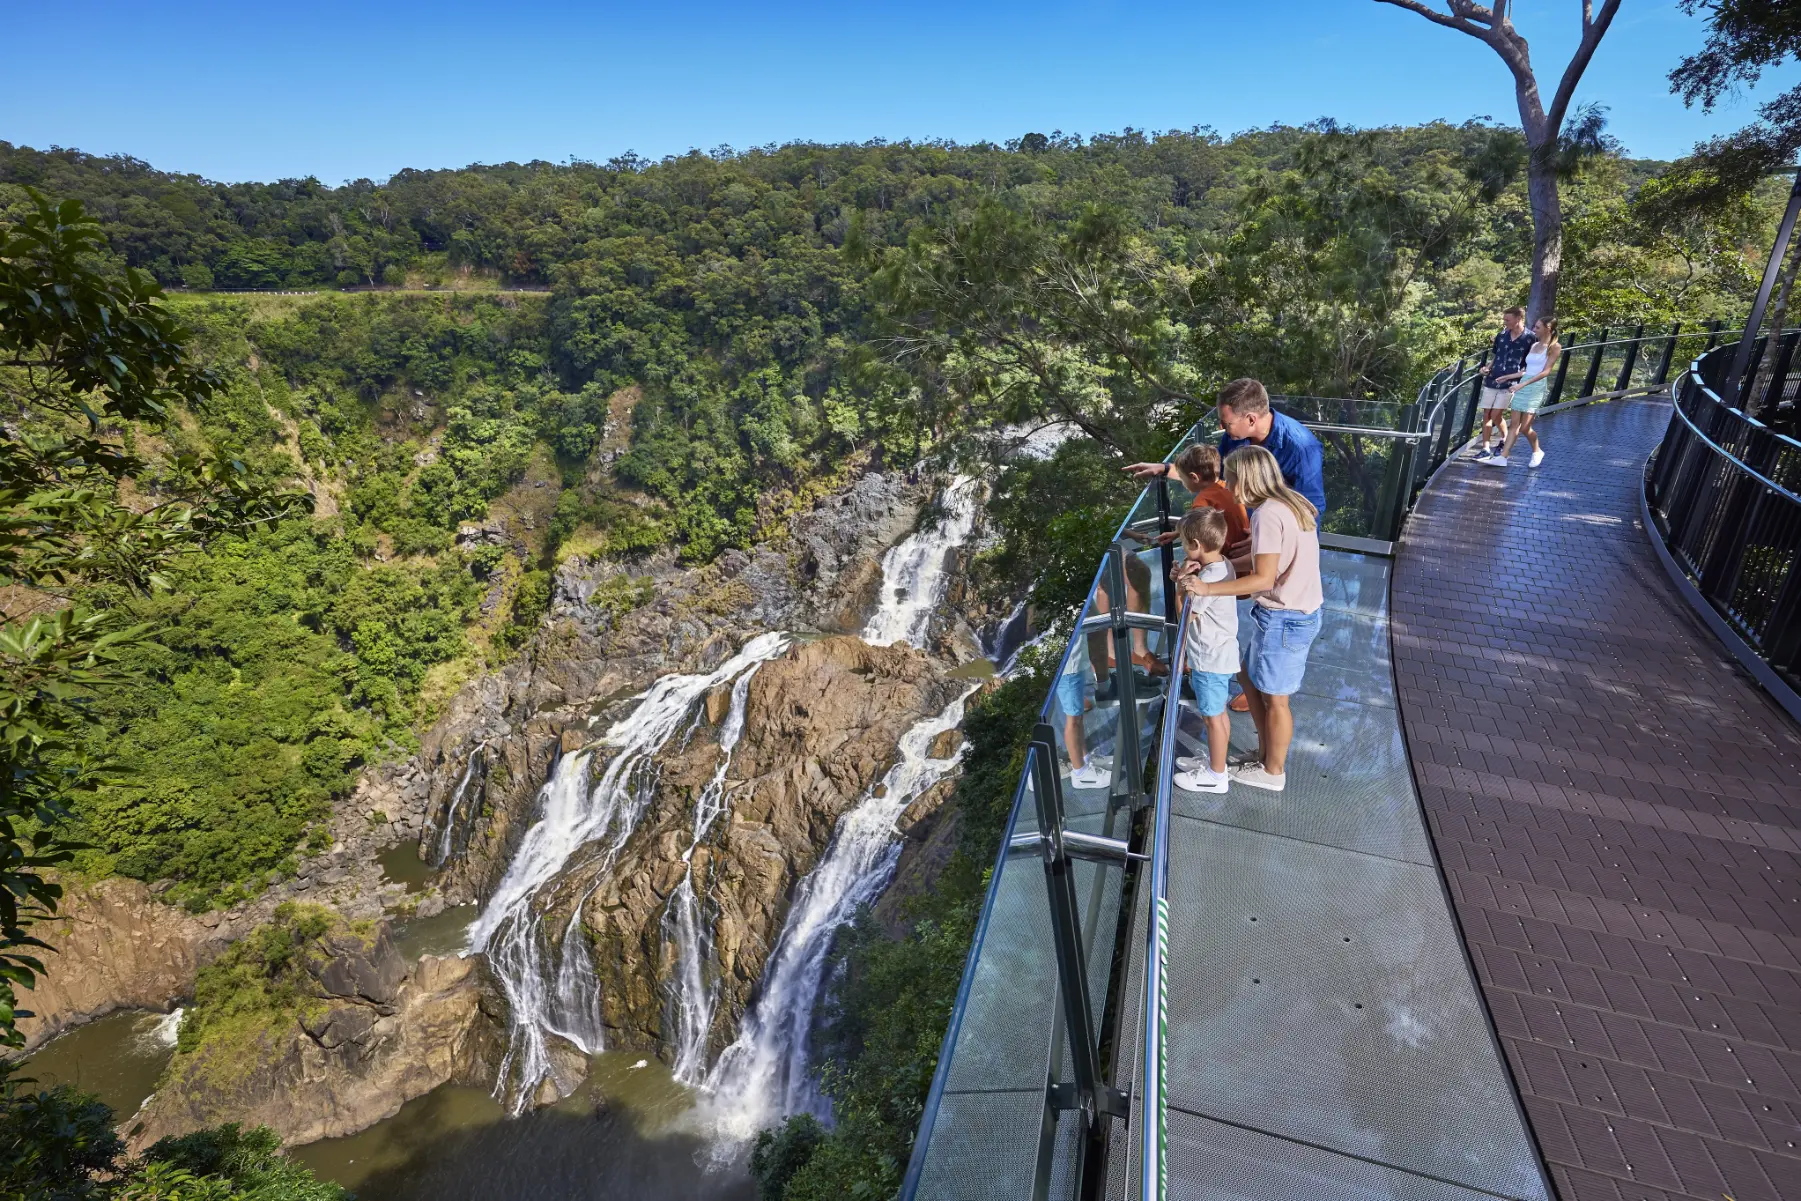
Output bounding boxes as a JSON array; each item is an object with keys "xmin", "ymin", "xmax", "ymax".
[
  {"xmin": 1056, "ymin": 671, "xmax": 1095, "ymax": 718},
  {"xmin": 1246, "ymin": 605, "xmax": 1322, "ymax": 696},
  {"xmin": 1188, "ymin": 669, "xmax": 1235, "ymax": 717}
]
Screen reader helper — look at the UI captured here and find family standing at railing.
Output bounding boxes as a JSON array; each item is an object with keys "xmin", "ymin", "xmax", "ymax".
[
  {"xmin": 1469, "ymin": 306, "xmax": 1562, "ymax": 468},
  {"xmin": 1122, "ymin": 379, "xmax": 1327, "ymax": 795}
]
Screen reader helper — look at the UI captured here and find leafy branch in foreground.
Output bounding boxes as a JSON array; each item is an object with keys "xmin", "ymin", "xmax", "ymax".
[{"xmin": 0, "ymin": 192, "xmax": 309, "ymax": 1048}]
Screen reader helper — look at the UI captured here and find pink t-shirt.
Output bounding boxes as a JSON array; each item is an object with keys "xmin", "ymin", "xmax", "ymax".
[{"xmin": 1249, "ymin": 501, "xmax": 1323, "ymax": 613}]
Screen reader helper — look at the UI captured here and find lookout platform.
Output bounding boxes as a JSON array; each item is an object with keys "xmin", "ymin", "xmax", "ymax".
[{"xmin": 1392, "ymin": 396, "xmax": 1801, "ymax": 1201}]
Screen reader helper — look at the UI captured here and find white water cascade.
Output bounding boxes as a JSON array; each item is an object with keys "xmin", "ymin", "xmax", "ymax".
[
  {"xmin": 664, "ymin": 657, "xmax": 768, "ymax": 1085},
  {"xmin": 468, "ymin": 631, "xmax": 791, "ymax": 1111},
  {"xmin": 861, "ymin": 476, "xmax": 980, "ymax": 648},
  {"xmin": 699, "ymin": 682, "xmax": 980, "ymax": 1146},
  {"xmin": 432, "ymin": 743, "xmax": 486, "ymax": 866}
]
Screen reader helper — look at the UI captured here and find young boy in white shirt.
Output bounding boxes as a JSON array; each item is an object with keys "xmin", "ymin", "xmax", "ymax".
[{"xmin": 1170, "ymin": 507, "xmax": 1237, "ymax": 794}]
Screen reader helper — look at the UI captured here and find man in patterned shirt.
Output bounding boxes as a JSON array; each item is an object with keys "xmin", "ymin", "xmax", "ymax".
[{"xmin": 1469, "ymin": 306, "xmax": 1534, "ymax": 456}]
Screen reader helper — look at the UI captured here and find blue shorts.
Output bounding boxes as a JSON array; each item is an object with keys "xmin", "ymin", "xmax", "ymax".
[
  {"xmin": 1056, "ymin": 671, "xmax": 1095, "ymax": 718},
  {"xmin": 1246, "ymin": 605, "xmax": 1322, "ymax": 696},
  {"xmin": 1188, "ymin": 669, "xmax": 1235, "ymax": 717}
]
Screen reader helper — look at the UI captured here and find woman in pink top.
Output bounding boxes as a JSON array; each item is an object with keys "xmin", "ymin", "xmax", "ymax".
[{"xmin": 1178, "ymin": 445, "xmax": 1323, "ymax": 793}]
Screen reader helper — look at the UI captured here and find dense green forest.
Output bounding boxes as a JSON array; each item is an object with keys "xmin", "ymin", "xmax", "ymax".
[{"xmin": 0, "ymin": 123, "xmax": 1782, "ymax": 1200}]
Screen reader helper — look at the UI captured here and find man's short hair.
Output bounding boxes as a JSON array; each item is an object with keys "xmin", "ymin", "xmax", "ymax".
[
  {"xmin": 1503, "ymin": 305, "xmax": 1525, "ymax": 320},
  {"xmin": 1217, "ymin": 378, "xmax": 1270, "ymax": 417},
  {"xmin": 1174, "ymin": 443, "xmax": 1222, "ymax": 486},
  {"xmin": 1178, "ymin": 506, "xmax": 1228, "ymax": 554}
]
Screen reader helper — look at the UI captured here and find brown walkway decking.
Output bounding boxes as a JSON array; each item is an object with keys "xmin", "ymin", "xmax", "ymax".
[{"xmin": 1390, "ymin": 396, "xmax": 1801, "ymax": 1201}]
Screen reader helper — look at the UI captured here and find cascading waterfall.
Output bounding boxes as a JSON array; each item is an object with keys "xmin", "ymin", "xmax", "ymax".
[
  {"xmin": 699, "ymin": 684, "xmax": 980, "ymax": 1145},
  {"xmin": 664, "ymin": 658, "xmax": 767, "ymax": 1085},
  {"xmin": 861, "ymin": 476, "xmax": 980, "ymax": 648},
  {"xmin": 468, "ymin": 631, "xmax": 791, "ymax": 1111},
  {"xmin": 431, "ymin": 743, "xmax": 486, "ymax": 866}
]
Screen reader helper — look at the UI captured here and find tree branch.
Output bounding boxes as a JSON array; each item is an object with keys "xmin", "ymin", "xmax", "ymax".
[
  {"xmin": 1371, "ymin": 0, "xmax": 1485, "ymax": 38},
  {"xmin": 1546, "ymin": 0, "xmax": 1621, "ymax": 137}
]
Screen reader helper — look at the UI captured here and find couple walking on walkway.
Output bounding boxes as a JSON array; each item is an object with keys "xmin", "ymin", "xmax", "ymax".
[
  {"xmin": 1125, "ymin": 379, "xmax": 1327, "ymax": 795},
  {"xmin": 1471, "ymin": 305, "xmax": 1561, "ymax": 468}
]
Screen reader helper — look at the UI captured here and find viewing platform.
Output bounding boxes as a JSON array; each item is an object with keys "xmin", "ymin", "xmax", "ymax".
[{"xmin": 903, "ymin": 331, "xmax": 1801, "ymax": 1201}]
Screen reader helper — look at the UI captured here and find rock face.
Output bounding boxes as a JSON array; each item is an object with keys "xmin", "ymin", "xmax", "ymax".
[
  {"xmin": 15, "ymin": 878, "xmax": 218, "ymax": 1052},
  {"xmin": 565, "ymin": 635, "xmax": 960, "ymax": 1062},
  {"xmin": 128, "ymin": 931, "xmax": 490, "ymax": 1150}
]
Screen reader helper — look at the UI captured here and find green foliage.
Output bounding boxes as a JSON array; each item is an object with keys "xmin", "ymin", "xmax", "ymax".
[
  {"xmin": 0, "ymin": 195, "xmax": 305, "ymax": 1045},
  {"xmin": 175, "ymin": 903, "xmax": 340, "ymax": 1056},
  {"xmin": 0, "ymin": 1070, "xmax": 345, "ymax": 1201},
  {"xmin": 750, "ymin": 1114, "xmax": 825, "ymax": 1201},
  {"xmin": 761, "ymin": 667, "xmax": 1046, "ymax": 1200}
]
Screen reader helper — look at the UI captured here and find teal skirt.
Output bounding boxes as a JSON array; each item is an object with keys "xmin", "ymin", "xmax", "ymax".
[{"xmin": 1510, "ymin": 378, "xmax": 1549, "ymax": 414}]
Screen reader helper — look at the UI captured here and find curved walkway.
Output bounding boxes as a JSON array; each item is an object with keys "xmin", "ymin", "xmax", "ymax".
[{"xmin": 1392, "ymin": 397, "xmax": 1801, "ymax": 1201}]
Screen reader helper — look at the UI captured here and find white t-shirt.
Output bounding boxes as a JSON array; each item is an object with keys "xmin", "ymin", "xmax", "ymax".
[{"xmin": 1185, "ymin": 559, "xmax": 1239, "ymax": 675}]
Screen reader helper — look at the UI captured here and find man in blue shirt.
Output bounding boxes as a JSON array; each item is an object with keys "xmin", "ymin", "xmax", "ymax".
[
  {"xmin": 1470, "ymin": 306, "xmax": 1534, "ymax": 456},
  {"xmin": 1126, "ymin": 377, "xmax": 1327, "ymax": 527}
]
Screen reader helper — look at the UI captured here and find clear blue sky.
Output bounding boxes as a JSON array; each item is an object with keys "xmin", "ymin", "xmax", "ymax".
[{"xmin": 4, "ymin": 1, "xmax": 1794, "ymax": 184}]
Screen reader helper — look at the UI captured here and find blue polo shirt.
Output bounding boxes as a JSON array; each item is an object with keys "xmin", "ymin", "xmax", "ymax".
[{"xmin": 1220, "ymin": 410, "xmax": 1328, "ymax": 519}]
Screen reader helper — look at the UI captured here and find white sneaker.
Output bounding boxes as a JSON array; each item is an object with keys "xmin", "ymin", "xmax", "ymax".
[
  {"xmin": 1478, "ymin": 453, "xmax": 1509, "ymax": 467},
  {"xmin": 1174, "ymin": 766, "xmax": 1228, "ymax": 793},
  {"xmin": 1529, "ymin": 449, "xmax": 1545, "ymax": 468},
  {"xmin": 1175, "ymin": 754, "xmax": 1212, "ymax": 772},
  {"xmin": 1069, "ymin": 763, "xmax": 1112, "ymax": 790},
  {"xmin": 1229, "ymin": 764, "xmax": 1287, "ymax": 792}
]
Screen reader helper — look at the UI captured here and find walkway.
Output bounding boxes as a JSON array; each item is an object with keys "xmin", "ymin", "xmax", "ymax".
[{"xmin": 1391, "ymin": 397, "xmax": 1801, "ymax": 1201}]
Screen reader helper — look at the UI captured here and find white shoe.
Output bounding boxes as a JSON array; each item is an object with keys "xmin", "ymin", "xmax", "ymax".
[
  {"xmin": 1069, "ymin": 763, "xmax": 1112, "ymax": 790},
  {"xmin": 1175, "ymin": 754, "xmax": 1212, "ymax": 772},
  {"xmin": 1478, "ymin": 453, "xmax": 1509, "ymax": 467},
  {"xmin": 1529, "ymin": 449, "xmax": 1545, "ymax": 468},
  {"xmin": 1174, "ymin": 767, "xmax": 1228, "ymax": 794},
  {"xmin": 1228, "ymin": 764, "xmax": 1286, "ymax": 792}
]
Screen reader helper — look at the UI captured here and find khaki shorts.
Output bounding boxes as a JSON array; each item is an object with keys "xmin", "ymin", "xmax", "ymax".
[{"xmin": 1480, "ymin": 386, "xmax": 1513, "ymax": 411}]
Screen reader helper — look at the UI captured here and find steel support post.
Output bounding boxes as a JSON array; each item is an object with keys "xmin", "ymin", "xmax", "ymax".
[
  {"xmin": 1724, "ymin": 167, "xmax": 1801, "ymax": 407},
  {"xmin": 1580, "ymin": 328, "xmax": 1610, "ymax": 400},
  {"xmin": 1616, "ymin": 324, "xmax": 1645, "ymax": 393},
  {"xmin": 1653, "ymin": 322, "xmax": 1682, "ymax": 387}
]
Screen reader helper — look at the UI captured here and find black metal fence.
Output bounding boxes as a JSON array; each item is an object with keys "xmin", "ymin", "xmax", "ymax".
[{"xmin": 1646, "ymin": 346, "xmax": 1801, "ymax": 697}]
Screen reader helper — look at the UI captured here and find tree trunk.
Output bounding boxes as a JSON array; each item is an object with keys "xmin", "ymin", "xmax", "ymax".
[
  {"xmin": 1524, "ymin": 151, "xmax": 1563, "ymax": 325},
  {"xmin": 1747, "ymin": 238, "xmax": 1801, "ymax": 418}
]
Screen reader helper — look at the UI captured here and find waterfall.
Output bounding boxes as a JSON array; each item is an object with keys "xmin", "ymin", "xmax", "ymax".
[
  {"xmin": 699, "ymin": 683, "xmax": 980, "ymax": 1146},
  {"xmin": 664, "ymin": 657, "xmax": 767, "ymax": 1085},
  {"xmin": 980, "ymin": 597, "xmax": 1030, "ymax": 668},
  {"xmin": 861, "ymin": 477, "xmax": 980, "ymax": 648},
  {"xmin": 432, "ymin": 743, "xmax": 486, "ymax": 866},
  {"xmin": 468, "ymin": 631, "xmax": 791, "ymax": 1111}
]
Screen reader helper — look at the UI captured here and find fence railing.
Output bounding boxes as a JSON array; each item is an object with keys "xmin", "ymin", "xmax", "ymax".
[{"xmin": 1646, "ymin": 344, "xmax": 1801, "ymax": 706}]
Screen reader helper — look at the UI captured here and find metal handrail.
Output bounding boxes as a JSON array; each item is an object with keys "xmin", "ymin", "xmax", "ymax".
[
  {"xmin": 1668, "ymin": 372, "xmax": 1801, "ymax": 504},
  {"xmin": 1138, "ymin": 595, "xmax": 1191, "ymax": 1201}
]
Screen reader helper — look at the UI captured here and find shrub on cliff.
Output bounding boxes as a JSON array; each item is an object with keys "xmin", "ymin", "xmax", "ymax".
[{"xmin": 0, "ymin": 1073, "xmax": 345, "ymax": 1201}]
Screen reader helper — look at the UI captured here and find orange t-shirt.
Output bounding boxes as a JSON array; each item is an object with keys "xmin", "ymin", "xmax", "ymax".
[{"xmin": 1191, "ymin": 481, "xmax": 1250, "ymax": 550}]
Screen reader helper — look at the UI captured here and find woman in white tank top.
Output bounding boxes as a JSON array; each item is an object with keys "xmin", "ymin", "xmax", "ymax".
[{"xmin": 1480, "ymin": 315, "xmax": 1560, "ymax": 469}]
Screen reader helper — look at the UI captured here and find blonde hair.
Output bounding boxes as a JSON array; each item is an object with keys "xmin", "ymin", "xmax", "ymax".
[{"xmin": 1224, "ymin": 445, "xmax": 1317, "ymax": 532}]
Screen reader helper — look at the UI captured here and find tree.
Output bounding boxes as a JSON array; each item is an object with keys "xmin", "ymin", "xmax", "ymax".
[
  {"xmin": 0, "ymin": 193, "xmax": 304, "ymax": 1047},
  {"xmin": 1667, "ymin": 0, "xmax": 1801, "ymax": 412},
  {"xmin": 1372, "ymin": 0, "xmax": 1623, "ymax": 322}
]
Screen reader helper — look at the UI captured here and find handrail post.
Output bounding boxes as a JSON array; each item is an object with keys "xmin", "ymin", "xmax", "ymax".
[
  {"xmin": 1762, "ymin": 330, "xmax": 1798, "ymax": 413},
  {"xmin": 1653, "ymin": 322, "xmax": 1682, "ymax": 387},
  {"xmin": 1155, "ymin": 478, "xmax": 1178, "ymax": 636},
  {"xmin": 1103, "ymin": 544, "xmax": 1146, "ymax": 800},
  {"xmin": 1579, "ymin": 327, "xmax": 1609, "ymax": 400},
  {"xmin": 1026, "ymin": 733, "xmax": 1127, "ymax": 1143},
  {"xmin": 1703, "ymin": 319, "xmax": 1723, "ymax": 354},
  {"xmin": 1455, "ymin": 352, "xmax": 1487, "ymax": 450},
  {"xmin": 1723, "ymin": 166, "xmax": 1801, "ymax": 407},
  {"xmin": 1616, "ymin": 323, "xmax": 1645, "ymax": 393}
]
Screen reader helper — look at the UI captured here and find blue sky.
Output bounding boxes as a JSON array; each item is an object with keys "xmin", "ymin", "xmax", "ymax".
[{"xmin": 4, "ymin": 1, "xmax": 1794, "ymax": 183}]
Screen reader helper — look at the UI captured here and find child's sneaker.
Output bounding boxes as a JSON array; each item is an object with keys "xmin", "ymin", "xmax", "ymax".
[
  {"xmin": 1174, "ymin": 766, "xmax": 1228, "ymax": 793},
  {"xmin": 1529, "ymin": 448, "xmax": 1545, "ymax": 468},
  {"xmin": 1069, "ymin": 762, "xmax": 1111, "ymax": 790},
  {"xmin": 1229, "ymin": 764, "xmax": 1286, "ymax": 792}
]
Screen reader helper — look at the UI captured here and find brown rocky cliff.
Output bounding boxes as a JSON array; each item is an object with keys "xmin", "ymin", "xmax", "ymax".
[
  {"xmin": 15, "ymin": 878, "xmax": 219, "ymax": 1053},
  {"xmin": 574, "ymin": 635, "xmax": 958, "ymax": 1063},
  {"xmin": 127, "ymin": 932, "xmax": 491, "ymax": 1150}
]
